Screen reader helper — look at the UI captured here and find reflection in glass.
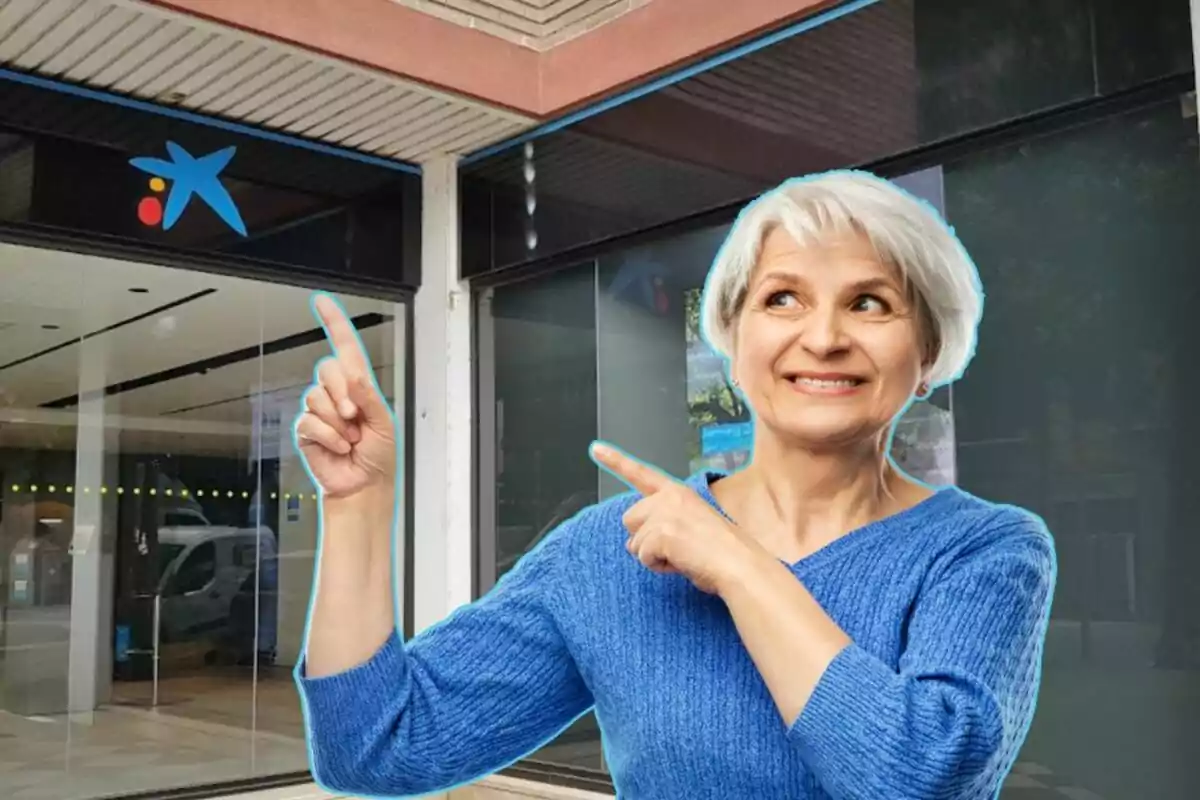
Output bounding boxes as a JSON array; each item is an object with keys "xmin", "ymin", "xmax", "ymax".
[
  {"xmin": 595, "ymin": 227, "xmax": 730, "ymax": 502},
  {"xmin": 483, "ymin": 266, "xmax": 600, "ymax": 771},
  {"xmin": 487, "ymin": 267, "xmax": 599, "ymax": 581},
  {"xmin": 684, "ymin": 286, "xmax": 751, "ymax": 475},
  {"xmin": 0, "ymin": 243, "xmax": 403, "ymax": 799},
  {"xmin": 943, "ymin": 94, "xmax": 1200, "ymax": 800}
]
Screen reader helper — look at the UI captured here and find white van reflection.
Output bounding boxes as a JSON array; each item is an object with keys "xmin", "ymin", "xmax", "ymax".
[{"xmin": 156, "ymin": 513, "xmax": 277, "ymax": 666}]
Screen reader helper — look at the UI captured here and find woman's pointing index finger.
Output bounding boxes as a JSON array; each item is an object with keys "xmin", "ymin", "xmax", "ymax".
[{"xmin": 313, "ymin": 293, "xmax": 372, "ymax": 375}]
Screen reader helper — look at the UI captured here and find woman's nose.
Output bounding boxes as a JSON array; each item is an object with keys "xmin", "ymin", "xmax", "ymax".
[{"xmin": 798, "ymin": 307, "xmax": 852, "ymax": 356}]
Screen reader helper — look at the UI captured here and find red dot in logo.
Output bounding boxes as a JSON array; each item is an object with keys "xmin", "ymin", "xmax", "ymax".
[{"xmin": 138, "ymin": 196, "xmax": 164, "ymax": 227}]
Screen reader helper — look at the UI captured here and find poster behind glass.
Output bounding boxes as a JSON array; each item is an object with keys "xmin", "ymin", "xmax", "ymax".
[{"xmin": 684, "ymin": 167, "xmax": 958, "ymax": 486}]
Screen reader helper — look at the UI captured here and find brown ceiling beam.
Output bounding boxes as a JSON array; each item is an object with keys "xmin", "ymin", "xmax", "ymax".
[
  {"xmin": 141, "ymin": 0, "xmax": 542, "ymax": 116},
  {"xmin": 143, "ymin": 0, "xmax": 841, "ymax": 120}
]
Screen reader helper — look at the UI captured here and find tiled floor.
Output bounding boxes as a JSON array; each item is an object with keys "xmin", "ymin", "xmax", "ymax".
[
  {"xmin": 0, "ymin": 675, "xmax": 310, "ymax": 800},
  {"xmin": 111, "ymin": 668, "xmax": 305, "ymax": 736},
  {"xmin": 225, "ymin": 789, "xmax": 339, "ymax": 800}
]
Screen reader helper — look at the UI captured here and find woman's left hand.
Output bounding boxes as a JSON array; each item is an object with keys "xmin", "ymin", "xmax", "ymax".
[{"xmin": 590, "ymin": 442, "xmax": 766, "ymax": 595}]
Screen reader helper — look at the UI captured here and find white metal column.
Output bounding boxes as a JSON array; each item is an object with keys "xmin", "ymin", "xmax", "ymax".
[
  {"xmin": 412, "ymin": 156, "xmax": 474, "ymax": 633},
  {"xmin": 68, "ymin": 331, "xmax": 118, "ymax": 719},
  {"xmin": 1192, "ymin": 0, "xmax": 1200, "ymax": 137}
]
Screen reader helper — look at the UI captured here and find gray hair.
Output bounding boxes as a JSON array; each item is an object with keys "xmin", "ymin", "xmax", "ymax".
[{"xmin": 700, "ymin": 170, "xmax": 983, "ymax": 388}]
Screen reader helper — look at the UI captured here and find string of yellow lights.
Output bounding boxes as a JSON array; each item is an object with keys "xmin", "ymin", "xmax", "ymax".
[{"xmin": 6, "ymin": 485, "xmax": 320, "ymax": 501}]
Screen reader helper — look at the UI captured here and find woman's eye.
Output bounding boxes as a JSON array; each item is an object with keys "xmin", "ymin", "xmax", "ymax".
[
  {"xmin": 852, "ymin": 295, "xmax": 890, "ymax": 314},
  {"xmin": 766, "ymin": 291, "xmax": 799, "ymax": 308}
]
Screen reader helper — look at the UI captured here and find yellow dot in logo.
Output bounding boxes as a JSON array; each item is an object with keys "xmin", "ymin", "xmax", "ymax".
[{"xmin": 149, "ymin": 177, "xmax": 166, "ymax": 193}]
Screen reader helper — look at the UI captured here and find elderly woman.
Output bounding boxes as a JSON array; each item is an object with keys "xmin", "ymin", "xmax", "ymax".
[{"xmin": 294, "ymin": 170, "xmax": 1056, "ymax": 799}]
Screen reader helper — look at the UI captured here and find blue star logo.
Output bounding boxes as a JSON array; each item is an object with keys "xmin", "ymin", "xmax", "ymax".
[{"xmin": 130, "ymin": 142, "xmax": 247, "ymax": 236}]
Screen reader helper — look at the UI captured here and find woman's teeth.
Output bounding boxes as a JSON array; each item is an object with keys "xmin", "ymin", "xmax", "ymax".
[{"xmin": 792, "ymin": 377, "xmax": 860, "ymax": 388}]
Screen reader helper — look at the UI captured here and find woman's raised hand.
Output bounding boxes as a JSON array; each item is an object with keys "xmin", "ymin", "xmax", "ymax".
[{"xmin": 295, "ymin": 294, "xmax": 396, "ymax": 500}]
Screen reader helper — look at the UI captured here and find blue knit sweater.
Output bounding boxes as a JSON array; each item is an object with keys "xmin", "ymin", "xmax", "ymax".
[{"xmin": 297, "ymin": 473, "xmax": 1056, "ymax": 799}]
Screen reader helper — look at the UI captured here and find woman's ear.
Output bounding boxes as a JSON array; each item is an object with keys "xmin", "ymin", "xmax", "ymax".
[{"xmin": 919, "ymin": 327, "xmax": 937, "ymax": 366}]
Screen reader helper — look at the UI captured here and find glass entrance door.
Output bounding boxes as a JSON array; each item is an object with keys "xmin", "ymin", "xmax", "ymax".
[{"xmin": 0, "ymin": 240, "xmax": 406, "ymax": 799}]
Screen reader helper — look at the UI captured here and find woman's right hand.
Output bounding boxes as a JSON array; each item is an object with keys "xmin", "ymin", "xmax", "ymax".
[{"xmin": 295, "ymin": 294, "xmax": 396, "ymax": 500}]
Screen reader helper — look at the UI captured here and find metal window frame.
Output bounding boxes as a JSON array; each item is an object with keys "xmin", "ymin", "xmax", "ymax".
[{"xmin": 474, "ymin": 287, "xmax": 498, "ymax": 596}]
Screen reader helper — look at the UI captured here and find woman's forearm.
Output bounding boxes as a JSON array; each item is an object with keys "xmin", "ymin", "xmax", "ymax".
[
  {"xmin": 719, "ymin": 552, "xmax": 851, "ymax": 726},
  {"xmin": 305, "ymin": 486, "xmax": 397, "ymax": 677}
]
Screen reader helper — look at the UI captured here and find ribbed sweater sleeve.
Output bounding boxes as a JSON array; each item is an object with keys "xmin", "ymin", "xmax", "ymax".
[
  {"xmin": 789, "ymin": 519, "xmax": 1056, "ymax": 800},
  {"xmin": 294, "ymin": 522, "xmax": 593, "ymax": 798}
]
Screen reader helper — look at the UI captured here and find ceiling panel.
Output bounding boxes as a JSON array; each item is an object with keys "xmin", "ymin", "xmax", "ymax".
[
  {"xmin": 391, "ymin": 0, "xmax": 646, "ymax": 49},
  {"xmin": 0, "ymin": 287, "xmax": 384, "ymax": 408},
  {"xmin": 0, "ymin": 0, "xmax": 534, "ymax": 162},
  {"xmin": 0, "ymin": 242, "xmax": 400, "ymax": 457},
  {"xmin": 130, "ymin": 331, "xmax": 396, "ymax": 420}
]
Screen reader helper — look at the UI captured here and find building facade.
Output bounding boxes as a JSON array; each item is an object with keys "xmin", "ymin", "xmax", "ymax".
[{"xmin": 0, "ymin": 1, "xmax": 1197, "ymax": 799}]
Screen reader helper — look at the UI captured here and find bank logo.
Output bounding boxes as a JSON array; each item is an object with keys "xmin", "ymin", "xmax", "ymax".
[{"xmin": 130, "ymin": 142, "xmax": 247, "ymax": 236}]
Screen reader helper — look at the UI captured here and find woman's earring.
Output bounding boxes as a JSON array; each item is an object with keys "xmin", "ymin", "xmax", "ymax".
[{"xmin": 916, "ymin": 381, "xmax": 930, "ymax": 399}]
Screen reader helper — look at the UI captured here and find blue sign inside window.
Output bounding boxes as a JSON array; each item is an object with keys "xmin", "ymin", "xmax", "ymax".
[{"xmin": 701, "ymin": 421, "xmax": 754, "ymax": 456}]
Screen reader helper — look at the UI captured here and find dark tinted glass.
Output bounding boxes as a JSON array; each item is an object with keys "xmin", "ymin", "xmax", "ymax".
[
  {"xmin": 945, "ymin": 94, "xmax": 1200, "ymax": 800},
  {"xmin": 484, "ymin": 266, "xmax": 599, "ymax": 580},
  {"xmin": 914, "ymin": 0, "xmax": 1095, "ymax": 141},
  {"xmin": 462, "ymin": 0, "xmax": 1192, "ymax": 276},
  {"xmin": 480, "ymin": 264, "xmax": 602, "ymax": 773},
  {"xmin": 596, "ymin": 225, "xmax": 742, "ymax": 497},
  {"xmin": 1093, "ymin": 0, "xmax": 1195, "ymax": 92}
]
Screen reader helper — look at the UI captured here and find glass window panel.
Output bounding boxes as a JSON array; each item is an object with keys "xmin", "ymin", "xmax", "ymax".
[
  {"xmin": 481, "ymin": 265, "xmax": 600, "ymax": 772},
  {"xmin": 597, "ymin": 226, "xmax": 736, "ymax": 495},
  {"xmin": 914, "ymin": 0, "xmax": 1095, "ymax": 142},
  {"xmin": 0, "ymin": 241, "xmax": 405, "ymax": 798},
  {"xmin": 1093, "ymin": 0, "xmax": 1195, "ymax": 93},
  {"xmin": 486, "ymin": 267, "xmax": 600, "ymax": 582},
  {"xmin": 943, "ymin": 93, "xmax": 1200, "ymax": 800}
]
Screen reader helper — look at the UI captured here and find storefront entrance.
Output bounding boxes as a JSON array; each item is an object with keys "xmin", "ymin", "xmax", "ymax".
[{"xmin": 0, "ymin": 241, "xmax": 406, "ymax": 798}]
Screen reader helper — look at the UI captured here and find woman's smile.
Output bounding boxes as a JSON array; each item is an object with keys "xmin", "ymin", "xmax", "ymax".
[{"xmin": 784, "ymin": 371, "xmax": 867, "ymax": 397}]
